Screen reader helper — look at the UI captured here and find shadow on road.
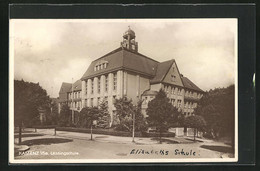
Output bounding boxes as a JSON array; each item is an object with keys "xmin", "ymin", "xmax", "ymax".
[
  {"xmin": 20, "ymin": 138, "xmax": 73, "ymax": 146},
  {"xmin": 200, "ymin": 145, "xmax": 234, "ymax": 153},
  {"xmin": 151, "ymin": 137, "xmax": 179, "ymax": 144},
  {"xmin": 14, "ymin": 134, "xmax": 44, "ymax": 138}
]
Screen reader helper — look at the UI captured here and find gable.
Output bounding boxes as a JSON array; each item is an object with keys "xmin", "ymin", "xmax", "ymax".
[
  {"xmin": 162, "ymin": 61, "xmax": 184, "ymax": 87},
  {"xmin": 59, "ymin": 82, "xmax": 72, "ymax": 94},
  {"xmin": 150, "ymin": 60, "xmax": 174, "ymax": 84}
]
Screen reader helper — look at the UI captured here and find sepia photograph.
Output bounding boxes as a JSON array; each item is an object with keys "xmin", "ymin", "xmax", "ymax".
[{"xmin": 9, "ymin": 19, "xmax": 238, "ymax": 163}]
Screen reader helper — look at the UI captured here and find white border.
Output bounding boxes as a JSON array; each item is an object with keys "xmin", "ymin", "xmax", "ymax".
[{"xmin": 9, "ymin": 19, "xmax": 238, "ymax": 164}]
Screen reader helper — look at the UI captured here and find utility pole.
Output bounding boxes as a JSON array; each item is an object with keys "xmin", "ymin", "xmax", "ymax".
[{"xmin": 72, "ymin": 78, "xmax": 74, "ymax": 124}]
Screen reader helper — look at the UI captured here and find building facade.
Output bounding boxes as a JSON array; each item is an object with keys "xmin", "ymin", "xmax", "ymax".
[{"xmin": 58, "ymin": 28, "xmax": 204, "ymax": 126}]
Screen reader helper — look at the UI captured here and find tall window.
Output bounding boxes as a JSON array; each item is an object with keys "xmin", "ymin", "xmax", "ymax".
[
  {"xmin": 113, "ymin": 95, "xmax": 116, "ymax": 103},
  {"xmin": 86, "ymin": 84, "xmax": 88, "ymax": 95},
  {"xmin": 91, "ymin": 79, "xmax": 94, "ymax": 94},
  {"xmin": 97, "ymin": 97, "xmax": 100, "ymax": 106},
  {"xmin": 98, "ymin": 77, "xmax": 101, "ymax": 93},
  {"xmin": 90, "ymin": 98, "xmax": 93, "ymax": 107},
  {"xmin": 113, "ymin": 73, "xmax": 117, "ymax": 91},
  {"xmin": 105, "ymin": 75, "xmax": 108, "ymax": 92},
  {"xmin": 177, "ymin": 100, "xmax": 181, "ymax": 108}
]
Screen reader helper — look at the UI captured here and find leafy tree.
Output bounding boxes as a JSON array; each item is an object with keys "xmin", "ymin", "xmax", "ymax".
[
  {"xmin": 113, "ymin": 97, "xmax": 134, "ymax": 124},
  {"xmin": 14, "ymin": 80, "xmax": 50, "ymax": 144},
  {"xmin": 45, "ymin": 99, "xmax": 59, "ymax": 125},
  {"xmin": 96, "ymin": 100, "xmax": 111, "ymax": 129},
  {"xmin": 183, "ymin": 115, "xmax": 206, "ymax": 141},
  {"xmin": 79, "ymin": 107, "xmax": 100, "ymax": 140},
  {"xmin": 134, "ymin": 100, "xmax": 148, "ymax": 132},
  {"xmin": 195, "ymin": 85, "xmax": 235, "ymax": 148},
  {"xmin": 146, "ymin": 89, "xmax": 179, "ymax": 143},
  {"xmin": 113, "ymin": 97, "xmax": 147, "ymax": 132},
  {"xmin": 58, "ymin": 104, "xmax": 71, "ymax": 127}
]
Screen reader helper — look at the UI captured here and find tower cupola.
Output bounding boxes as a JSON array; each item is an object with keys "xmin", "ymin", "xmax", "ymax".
[{"xmin": 121, "ymin": 26, "xmax": 138, "ymax": 52}]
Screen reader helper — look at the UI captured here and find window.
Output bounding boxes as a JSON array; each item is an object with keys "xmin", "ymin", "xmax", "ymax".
[
  {"xmin": 113, "ymin": 95, "xmax": 116, "ymax": 103},
  {"xmin": 177, "ymin": 100, "xmax": 181, "ymax": 108},
  {"xmin": 105, "ymin": 75, "xmax": 108, "ymax": 92},
  {"xmin": 86, "ymin": 84, "xmax": 88, "ymax": 95},
  {"xmin": 173, "ymin": 99, "xmax": 176, "ymax": 107},
  {"xmin": 171, "ymin": 74, "xmax": 176, "ymax": 82},
  {"xmin": 171, "ymin": 99, "xmax": 175, "ymax": 105},
  {"xmin": 113, "ymin": 73, "xmax": 117, "ymax": 90},
  {"xmin": 144, "ymin": 97, "xmax": 148, "ymax": 104},
  {"xmin": 90, "ymin": 98, "xmax": 94, "ymax": 107},
  {"xmin": 97, "ymin": 97, "xmax": 100, "ymax": 106},
  {"xmin": 98, "ymin": 77, "xmax": 101, "ymax": 93},
  {"xmin": 178, "ymin": 89, "xmax": 181, "ymax": 95},
  {"xmin": 94, "ymin": 60, "xmax": 108, "ymax": 71},
  {"xmin": 91, "ymin": 79, "xmax": 94, "ymax": 94}
]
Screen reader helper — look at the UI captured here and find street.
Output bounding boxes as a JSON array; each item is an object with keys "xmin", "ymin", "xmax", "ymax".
[{"xmin": 14, "ymin": 128, "xmax": 233, "ymax": 160}]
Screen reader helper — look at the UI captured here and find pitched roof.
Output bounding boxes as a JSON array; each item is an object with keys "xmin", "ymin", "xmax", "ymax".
[
  {"xmin": 59, "ymin": 82, "xmax": 72, "ymax": 94},
  {"xmin": 69, "ymin": 79, "xmax": 82, "ymax": 92},
  {"xmin": 142, "ymin": 90, "xmax": 158, "ymax": 96},
  {"xmin": 181, "ymin": 76, "xmax": 204, "ymax": 92},
  {"xmin": 81, "ymin": 47, "xmax": 159, "ymax": 80},
  {"xmin": 150, "ymin": 59, "xmax": 174, "ymax": 84}
]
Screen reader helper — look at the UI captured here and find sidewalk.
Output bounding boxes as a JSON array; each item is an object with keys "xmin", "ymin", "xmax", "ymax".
[{"xmin": 25, "ymin": 128, "xmax": 195, "ymax": 145}]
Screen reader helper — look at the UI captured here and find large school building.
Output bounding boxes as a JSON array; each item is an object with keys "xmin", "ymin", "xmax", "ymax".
[{"xmin": 58, "ymin": 27, "xmax": 204, "ymax": 126}]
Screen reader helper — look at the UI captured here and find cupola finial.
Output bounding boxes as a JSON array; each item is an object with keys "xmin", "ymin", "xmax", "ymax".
[{"xmin": 121, "ymin": 27, "xmax": 138, "ymax": 52}]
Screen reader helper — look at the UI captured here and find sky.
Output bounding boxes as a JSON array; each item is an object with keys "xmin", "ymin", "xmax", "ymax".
[{"xmin": 10, "ymin": 19, "xmax": 237, "ymax": 98}]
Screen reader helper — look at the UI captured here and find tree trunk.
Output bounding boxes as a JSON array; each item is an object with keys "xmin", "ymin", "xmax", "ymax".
[
  {"xmin": 193, "ymin": 128, "xmax": 196, "ymax": 142},
  {"xmin": 19, "ymin": 126, "xmax": 22, "ymax": 144},
  {"xmin": 90, "ymin": 125, "xmax": 93, "ymax": 140}
]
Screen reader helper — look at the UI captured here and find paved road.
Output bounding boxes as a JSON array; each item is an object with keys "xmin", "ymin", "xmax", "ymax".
[{"xmin": 14, "ymin": 128, "xmax": 232, "ymax": 160}]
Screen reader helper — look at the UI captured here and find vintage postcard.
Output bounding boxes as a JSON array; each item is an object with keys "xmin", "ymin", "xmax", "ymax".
[{"xmin": 9, "ymin": 19, "xmax": 238, "ymax": 163}]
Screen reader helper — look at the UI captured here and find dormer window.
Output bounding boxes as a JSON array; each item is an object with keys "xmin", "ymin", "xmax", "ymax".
[
  {"xmin": 171, "ymin": 74, "xmax": 176, "ymax": 82},
  {"xmin": 94, "ymin": 60, "xmax": 108, "ymax": 71}
]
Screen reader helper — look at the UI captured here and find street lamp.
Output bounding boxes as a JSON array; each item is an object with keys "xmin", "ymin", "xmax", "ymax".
[{"xmin": 132, "ymin": 105, "xmax": 136, "ymax": 143}]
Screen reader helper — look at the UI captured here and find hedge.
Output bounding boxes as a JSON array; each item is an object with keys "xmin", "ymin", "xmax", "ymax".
[
  {"xmin": 55, "ymin": 127, "xmax": 175, "ymax": 138},
  {"xmin": 142, "ymin": 132, "xmax": 175, "ymax": 138},
  {"xmin": 31, "ymin": 125, "xmax": 57, "ymax": 129}
]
